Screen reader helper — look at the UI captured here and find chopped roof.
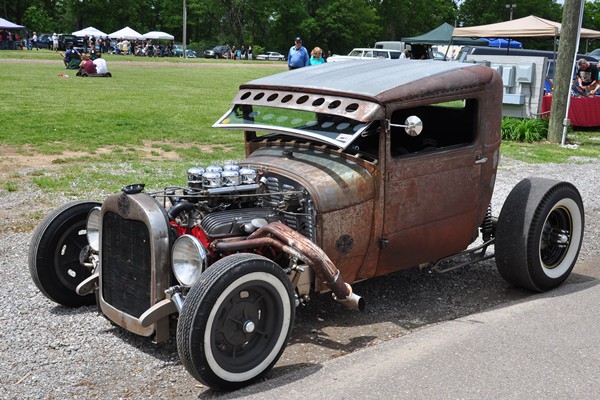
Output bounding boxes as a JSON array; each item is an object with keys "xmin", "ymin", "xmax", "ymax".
[{"xmin": 242, "ymin": 60, "xmax": 482, "ymax": 101}]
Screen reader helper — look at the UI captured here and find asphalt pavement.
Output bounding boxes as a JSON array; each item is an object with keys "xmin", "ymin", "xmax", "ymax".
[{"xmin": 223, "ymin": 277, "xmax": 600, "ymax": 400}]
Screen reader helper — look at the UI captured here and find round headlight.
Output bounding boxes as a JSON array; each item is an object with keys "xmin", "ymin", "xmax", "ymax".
[
  {"xmin": 86, "ymin": 207, "xmax": 102, "ymax": 251},
  {"xmin": 172, "ymin": 235, "xmax": 208, "ymax": 287}
]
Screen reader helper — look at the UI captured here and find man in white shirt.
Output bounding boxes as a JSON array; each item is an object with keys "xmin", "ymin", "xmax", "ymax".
[{"xmin": 92, "ymin": 53, "xmax": 109, "ymax": 74}]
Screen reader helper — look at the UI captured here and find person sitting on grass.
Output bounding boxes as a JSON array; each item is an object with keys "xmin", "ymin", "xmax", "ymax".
[
  {"xmin": 92, "ymin": 53, "xmax": 109, "ymax": 75},
  {"xmin": 60, "ymin": 44, "xmax": 81, "ymax": 69},
  {"xmin": 77, "ymin": 54, "xmax": 97, "ymax": 76}
]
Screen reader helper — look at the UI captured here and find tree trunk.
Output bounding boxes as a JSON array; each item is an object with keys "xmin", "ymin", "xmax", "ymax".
[{"xmin": 548, "ymin": 0, "xmax": 582, "ymax": 143}]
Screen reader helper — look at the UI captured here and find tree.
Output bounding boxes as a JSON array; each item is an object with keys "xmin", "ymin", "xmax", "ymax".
[
  {"xmin": 23, "ymin": 5, "xmax": 53, "ymax": 32},
  {"xmin": 375, "ymin": 0, "xmax": 457, "ymax": 41},
  {"xmin": 548, "ymin": 0, "xmax": 582, "ymax": 144}
]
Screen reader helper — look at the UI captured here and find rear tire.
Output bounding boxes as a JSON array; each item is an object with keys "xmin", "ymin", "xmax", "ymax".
[
  {"xmin": 495, "ymin": 178, "xmax": 584, "ymax": 292},
  {"xmin": 177, "ymin": 253, "xmax": 295, "ymax": 390}
]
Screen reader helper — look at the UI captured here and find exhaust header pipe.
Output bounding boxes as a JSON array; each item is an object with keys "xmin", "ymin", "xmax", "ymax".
[{"xmin": 213, "ymin": 221, "xmax": 365, "ymax": 311}]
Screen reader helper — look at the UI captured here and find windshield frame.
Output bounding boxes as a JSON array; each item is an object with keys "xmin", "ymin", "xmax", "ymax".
[{"xmin": 212, "ymin": 88, "xmax": 384, "ymax": 150}]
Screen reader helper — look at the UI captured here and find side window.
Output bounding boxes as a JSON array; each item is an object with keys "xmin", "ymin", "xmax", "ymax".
[
  {"xmin": 389, "ymin": 51, "xmax": 401, "ymax": 60},
  {"xmin": 390, "ymin": 99, "xmax": 477, "ymax": 157},
  {"xmin": 365, "ymin": 51, "xmax": 373, "ymax": 58}
]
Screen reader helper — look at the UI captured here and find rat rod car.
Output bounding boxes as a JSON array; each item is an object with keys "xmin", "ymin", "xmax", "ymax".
[{"xmin": 29, "ymin": 60, "xmax": 584, "ymax": 390}]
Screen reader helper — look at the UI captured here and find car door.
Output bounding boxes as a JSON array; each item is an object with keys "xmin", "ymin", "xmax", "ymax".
[{"xmin": 377, "ymin": 100, "xmax": 490, "ymax": 275}]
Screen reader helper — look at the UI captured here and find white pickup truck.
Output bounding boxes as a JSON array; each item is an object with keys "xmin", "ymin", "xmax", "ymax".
[{"xmin": 327, "ymin": 47, "xmax": 402, "ymax": 62}]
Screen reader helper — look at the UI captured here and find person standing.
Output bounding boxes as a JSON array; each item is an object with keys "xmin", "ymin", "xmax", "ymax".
[
  {"xmin": 247, "ymin": 45, "xmax": 253, "ymax": 60},
  {"xmin": 31, "ymin": 31, "xmax": 38, "ymax": 50},
  {"xmin": 309, "ymin": 47, "xmax": 325, "ymax": 66},
  {"xmin": 287, "ymin": 37, "xmax": 309, "ymax": 70},
  {"xmin": 52, "ymin": 33, "xmax": 59, "ymax": 51}
]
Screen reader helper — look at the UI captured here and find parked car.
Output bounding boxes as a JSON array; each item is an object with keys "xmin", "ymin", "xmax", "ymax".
[
  {"xmin": 256, "ymin": 51, "xmax": 286, "ymax": 61},
  {"xmin": 57, "ymin": 34, "xmax": 84, "ymax": 51},
  {"xmin": 173, "ymin": 44, "xmax": 197, "ymax": 58},
  {"xmin": 585, "ymin": 48, "xmax": 600, "ymax": 61},
  {"xmin": 30, "ymin": 60, "xmax": 585, "ymax": 391},
  {"xmin": 204, "ymin": 45, "xmax": 229, "ymax": 58},
  {"xmin": 432, "ymin": 49, "xmax": 446, "ymax": 60},
  {"xmin": 36, "ymin": 33, "xmax": 52, "ymax": 49},
  {"xmin": 327, "ymin": 47, "xmax": 403, "ymax": 62}
]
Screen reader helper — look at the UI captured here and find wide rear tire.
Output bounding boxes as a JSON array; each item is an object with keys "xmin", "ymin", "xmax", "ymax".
[
  {"xmin": 495, "ymin": 178, "xmax": 584, "ymax": 292},
  {"xmin": 28, "ymin": 201, "xmax": 100, "ymax": 306},
  {"xmin": 177, "ymin": 253, "xmax": 295, "ymax": 391}
]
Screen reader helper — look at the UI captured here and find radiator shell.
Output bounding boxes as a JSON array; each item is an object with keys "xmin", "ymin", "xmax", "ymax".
[{"xmin": 98, "ymin": 192, "xmax": 172, "ymax": 337}]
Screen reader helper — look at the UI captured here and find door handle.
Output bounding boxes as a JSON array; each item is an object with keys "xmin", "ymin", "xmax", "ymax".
[{"xmin": 475, "ymin": 156, "xmax": 488, "ymax": 164}]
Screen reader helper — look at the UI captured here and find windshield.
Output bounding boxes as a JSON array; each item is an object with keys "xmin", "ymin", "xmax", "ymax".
[{"xmin": 213, "ymin": 104, "xmax": 372, "ymax": 149}]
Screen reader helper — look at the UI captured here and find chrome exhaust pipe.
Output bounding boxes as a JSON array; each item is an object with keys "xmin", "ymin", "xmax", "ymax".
[{"xmin": 333, "ymin": 283, "xmax": 365, "ymax": 311}]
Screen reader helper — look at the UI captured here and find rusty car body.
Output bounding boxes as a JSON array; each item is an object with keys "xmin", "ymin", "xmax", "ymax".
[{"xmin": 29, "ymin": 60, "xmax": 584, "ymax": 391}]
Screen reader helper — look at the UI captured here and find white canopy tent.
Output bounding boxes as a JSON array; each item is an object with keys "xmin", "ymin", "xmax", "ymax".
[
  {"xmin": 72, "ymin": 26, "xmax": 108, "ymax": 38},
  {"xmin": 142, "ymin": 31, "xmax": 174, "ymax": 40},
  {"xmin": 0, "ymin": 17, "xmax": 25, "ymax": 30},
  {"xmin": 109, "ymin": 27, "xmax": 143, "ymax": 40}
]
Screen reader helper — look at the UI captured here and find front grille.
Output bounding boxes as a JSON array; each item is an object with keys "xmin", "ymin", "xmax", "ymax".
[{"xmin": 101, "ymin": 211, "xmax": 151, "ymax": 318}]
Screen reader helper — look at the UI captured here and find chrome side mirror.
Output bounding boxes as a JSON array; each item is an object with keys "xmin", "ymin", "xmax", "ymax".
[{"xmin": 390, "ymin": 116, "xmax": 423, "ymax": 136}]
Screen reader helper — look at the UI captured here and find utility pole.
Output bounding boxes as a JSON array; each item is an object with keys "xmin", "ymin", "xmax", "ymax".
[
  {"xmin": 548, "ymin": 0, "xmax": 583, "ymax": 144},
  {"xmin": 505, "ymin": 4, "xmax": 517, "ymax": 20},
  {"xmin": 183, "ymin": 0, "xmax": 187, "ymax": 59}
]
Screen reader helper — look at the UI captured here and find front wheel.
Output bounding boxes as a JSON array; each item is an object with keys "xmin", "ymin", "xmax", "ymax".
[
  {"xmin": 28, "ymin": 201, "xmax": 101, "ymax": 306},
  {"xmin": 495, "ymin": 178, "xmax": 584, "ymax": 292},
  {"xmin": 177, "ymin": 253, "xmax": 295, "ymax": 391}
]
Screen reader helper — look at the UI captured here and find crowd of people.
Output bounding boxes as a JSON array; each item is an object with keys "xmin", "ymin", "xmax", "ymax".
[
  {"xmin": 59, "ymin": 43, "xmax": 111, "ymax": 76},
  {"xmin": 110, "ymin": 38, "xmax": 176, "ymax": 57},
  {"xmin": 0, "ymin": 29, "xmax": 38, "ymax": 50}
]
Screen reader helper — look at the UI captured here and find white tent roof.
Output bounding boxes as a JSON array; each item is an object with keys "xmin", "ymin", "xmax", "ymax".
[
  {"xmin": 72, "ymin": 26, "xmax": 108, "ymax": 38},
  {"xmin": 109, "ymin": 26, "xmax": 143, "ymax": 40},
  {"xmin": 453, "ymin": 15, "xmax": 600, "ymax": 39},
  {"xmin": 142, "ymin": 31, "xmax": 174, "ymax": 40},
  {"xmin": 0, "ymin": 17, "xmax": 25, "ymax": 30}
]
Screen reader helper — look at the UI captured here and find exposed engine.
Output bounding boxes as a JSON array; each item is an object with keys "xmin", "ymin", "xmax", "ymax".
[{"xmin": 157, "ymin": 162, "xmax": 316, "ymax": 255}]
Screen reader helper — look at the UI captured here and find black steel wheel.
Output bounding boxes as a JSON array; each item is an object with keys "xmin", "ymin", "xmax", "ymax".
[
  {"xmin": 28, "ymin": 201, "xmax": 100, "ymax": 306},
  {"xmin": 177, "ymin": 253, "xmax": 295, "ymax": 391},
  {"xmin": 495, "ymin": 178, "xmax": 584, "ymax": 292}
]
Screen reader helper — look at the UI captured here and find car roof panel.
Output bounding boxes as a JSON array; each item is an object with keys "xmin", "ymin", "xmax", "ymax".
[{"xmin": 241, "ymin": 60, "xmax": 490, "ymax": 103}]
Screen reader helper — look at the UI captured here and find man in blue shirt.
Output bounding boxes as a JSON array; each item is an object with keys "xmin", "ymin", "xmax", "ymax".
[{"xmin": 288, "ymin": 37, "xmax": 309, "ymax": 69}]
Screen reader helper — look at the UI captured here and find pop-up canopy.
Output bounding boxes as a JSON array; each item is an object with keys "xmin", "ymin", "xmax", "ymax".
[
  {"xmin": 142, "ymin": 31, "xmax": 174, "ymax": 40},
  {"xmin": 453, "ymin": 15, "xmax": 600, "ymax": 39},
  {"xmin": 72, "ymin": 26, "xmax": 108, "ymax": 38},
  {"xmin": 109, "ymin": 27, "xmax": 143, "ymax": 40},
  {"xmin": 0, "ymin": 17, "xmax": 25, "ymax": 30},
  {"xmin": 402, "ymin": 22, "xmax": 488, "ymax": 46}
]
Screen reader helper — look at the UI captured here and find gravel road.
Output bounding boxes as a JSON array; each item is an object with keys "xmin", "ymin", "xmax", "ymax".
[{"xmin": 0, "ymin": 155, "xmax": 598, "ymax": 399}]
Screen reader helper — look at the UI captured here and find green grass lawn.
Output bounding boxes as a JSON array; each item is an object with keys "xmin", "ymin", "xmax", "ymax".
[
  {"xmin": 0, "ymin": 51, "xmax": 599, "ymax": 198},
  {"xmin": 0, "ymin": 52, "xmax": 286, "ymax": 195}
]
